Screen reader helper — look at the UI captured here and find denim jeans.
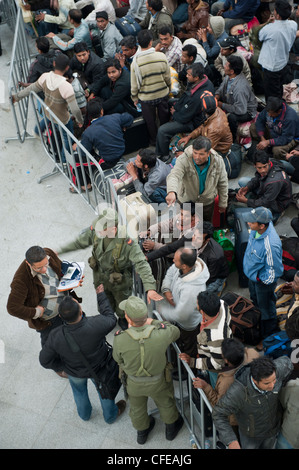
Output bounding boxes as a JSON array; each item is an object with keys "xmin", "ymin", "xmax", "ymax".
[
  {"xmin": 248, "ymin": 279, "xmax": 278, "ymax": 338},
  {"xmin": 68, "ymin": 375, "xmax": 119, "ymax": 423}
]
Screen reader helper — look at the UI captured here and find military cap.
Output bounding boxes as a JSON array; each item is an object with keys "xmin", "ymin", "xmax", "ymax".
[
  {"xmin": 94, "ymin": 207, "xmax": 119, "ymax": 232},
  {"xmin": 119, "ymin": 296, "xmax": 148, "ymax": 320}
]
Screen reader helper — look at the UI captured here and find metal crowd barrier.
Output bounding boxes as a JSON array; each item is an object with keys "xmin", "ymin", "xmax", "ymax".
[
  {"xmin": 108, "ymin": 179, "xmax": 219, "ymax": 449},
  {"xmin": 6, "ymin": 4, "xmax": 33, "ymax": 144},
  {"xmin": 29, "ymin": 91, "xmax": 111, "ymax": 211},
  {"xmin": 0, "ymin": 0, "xmax": 17, "ymax": 31},
  {"xmin": 152, "ymin": 310, "xmax": 218, "ymax": 450}
]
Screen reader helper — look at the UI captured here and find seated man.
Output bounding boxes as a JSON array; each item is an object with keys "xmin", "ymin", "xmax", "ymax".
[
  {"xmin": 155, "ymin": 25, "xmax": 183, "ymax": 73},
  {"xmin": 21, "ymin": 37, "xmax": 57, "ymax": 86},
  {"xmin": 176, "ymin": 0, "xmax": 209, "ymax": 40},
  {"xmin": 126, "ymin": 148, "xmax": 171, "ymax": 203},
  {"xmin": 143, "ymin": 201, "xmax": 200, "ymax": 255},
  {"xmin": 236, "ymin": 149, "xmax": 292, "ymax": 221},
  {"xmin": 71, "ymin": 98, "xmax": 134, "ymax": 191},
  {"xmin": 166, "ymin": 136, "xmax": 228, "ymax": 222},
  {"xmin": 250, "ymin": 97, "xmax": 299, "ymax": 160},
  {"xmin": 46, "ymin": 8, "xmax": 92, "ymax": 53},
  {"xmin": 156, "ymin": 62, "xmax": 215, "ymax": 161},
  {"xmin": 178, "ymin": 44, "xmax": 209, "ymax": 88},
  {"xmin": 211, "ymin": 0, "xmax": 260, "ymax": 34},
  {"xmin": 115, "ymin": 35, "xmax": 138, "ymax": 72},
  {"xmin": 35, "ymin": 0, "xmax": 76, "ymax": 35},
  {"xmin": 180, "ymin": 291, "xmax": 232, "ymax": 387},
  {"xmin": 215, "ymin": 55, "xmax": 257, "ymax": 142},
  {"xmin": 191, "ymin": 222, "xmax": 229, "ymax": 294},
  {"xmin": 94, "ymin": 10, "xmax": 123, "ymax": 60},
  {"xmin": 196, "ymin": 15, "xmax": 228, "ymax": 64},
  {"xmin": 139, "ymin": 0, "xmax": 174, "ymax": 42},
  {"xmin": 69, "ymin": 41, "xmax": 106, "ymax": 101},
  {"xmin": 214, "ymin": 36, "xmax": 252, "ymax": 86},
  {"xmin": 178, "ymin": 91, "xmax": 233, "ymax": 155},
  {"xmin": 92, "ymin": 58, "xmax": 137, "ymax": 116},
  {"xmin": 146, "ymin": 219, "xmax": 230, "ymax": 294},
  {"xmin": 159, "ymin": 248, "xmax": 210, "ymax": 357}
]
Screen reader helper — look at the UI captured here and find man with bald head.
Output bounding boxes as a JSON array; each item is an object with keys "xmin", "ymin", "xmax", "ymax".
[{"xmin": 158, "ymin": 247, "xmax": 210, "ymax": 356}]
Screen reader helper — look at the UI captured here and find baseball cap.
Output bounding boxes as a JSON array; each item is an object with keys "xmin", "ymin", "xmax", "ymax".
[
  {"xmin": 242, "ymin": 207, "xmax": 273, "ymax": 224},
  {"xmin": 119, "ymin": 296, "xmax": 148, "ymax": 320},
  {"xmin": 219, "ymin": 37, "xmax": 238, "ymax": 49}
]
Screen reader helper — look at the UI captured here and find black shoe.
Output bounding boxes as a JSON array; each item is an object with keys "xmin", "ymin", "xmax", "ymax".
[
  {"xmin": 165, "ymin": 415, "xmax": 184, "ymax": 441},
  {"xmin": 118, "ymin": 317, "xmax": 128, "ymax": 330},
  {"xmin": 137, "ymin": 416, "xmax": 155, "ymax": 444}
]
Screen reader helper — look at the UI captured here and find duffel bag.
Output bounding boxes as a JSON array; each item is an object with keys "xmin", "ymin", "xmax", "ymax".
[
  {"xmin": 263, "ymin": 330, "xmax": 292, "ymax": 359},
  {"xmin": 221, "ymin": 291, "xmax": 262, "ymax": 345},
  {"xmin": 222, "ymin": 143, "xmax": 242, "ymax": 179}
]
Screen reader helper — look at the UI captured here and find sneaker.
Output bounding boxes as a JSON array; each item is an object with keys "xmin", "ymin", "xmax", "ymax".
[
  {"xmin": 165, "ymin": 415, "xmax": 184, "ymax": 441},
  {"xmin": 137, "ymin": 416, "xmax": 155, "ymax": 444},
  {"xmin": 116, "ymin": 399, "xmax": 126, "ymax": 417}
]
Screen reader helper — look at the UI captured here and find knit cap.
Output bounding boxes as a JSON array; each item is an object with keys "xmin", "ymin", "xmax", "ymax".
[{"xmin": 209, "ymin": 15, "xmax": 225, "ymax": 38}]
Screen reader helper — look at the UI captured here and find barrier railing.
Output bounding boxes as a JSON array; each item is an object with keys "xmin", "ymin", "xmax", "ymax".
[
  {"xmin": 28, "ymin": 91, "xmax": 111, "ymax": 211},
  {"xmin": 106, "ymin": 179, "xmax": 219, "ymax": 448},
  {"xmin": 0, "ymin": 0, "xmax": 17, "ymax": 31},
  {"xmin": 6, "ymin": 4, "xmax": 33, "ymax": 144}
]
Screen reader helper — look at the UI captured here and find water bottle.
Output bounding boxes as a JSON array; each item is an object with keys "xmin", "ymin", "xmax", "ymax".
[{"xmin": 136, "ymin": 103, "xmax": 142, "ymax": 113}]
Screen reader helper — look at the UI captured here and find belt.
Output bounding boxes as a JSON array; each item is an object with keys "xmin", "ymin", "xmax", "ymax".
[{"xmin": 127, "ymin": 372, "xmax": 163, "ymax": 383}]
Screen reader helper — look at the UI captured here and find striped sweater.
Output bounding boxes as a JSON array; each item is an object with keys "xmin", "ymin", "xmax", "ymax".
[
  {"xmin": 130, "ymin": 48, "xmax": 171, "ymax": 102},
  {"xmin": 190, "ymin": 300, "xmax": 232, "ymax": 371}
]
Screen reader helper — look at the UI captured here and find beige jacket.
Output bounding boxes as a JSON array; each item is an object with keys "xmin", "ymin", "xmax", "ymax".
[{"xmin": 166, "ymin": 146, "xmax": 228, "ymax": 208}]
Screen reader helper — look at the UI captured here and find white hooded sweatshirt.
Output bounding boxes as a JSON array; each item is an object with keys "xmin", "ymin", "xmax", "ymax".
[{"xmin": 160, "ymin": 258, "xmax": 210, "ymax": 330}]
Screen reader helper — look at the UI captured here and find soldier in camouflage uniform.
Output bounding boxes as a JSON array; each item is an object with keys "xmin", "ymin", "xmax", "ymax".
[
  {"xmin": 112, "ymin": 296, "xmax": 184, "ymax": 444},
  {"xmin": 58, "ymin": 208, "xmax": 162, "ymax": 329}
]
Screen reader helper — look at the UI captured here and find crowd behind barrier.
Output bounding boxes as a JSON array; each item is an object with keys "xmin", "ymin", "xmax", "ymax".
[{"xmin": 3, "ymin": 0, "xmax": 299, "ymax": 451}]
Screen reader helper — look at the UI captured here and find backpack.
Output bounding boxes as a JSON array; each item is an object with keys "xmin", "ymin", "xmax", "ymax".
[
  {"xmin": 221, "ymin": 143, "xmax": 242, "ymax": 179},
  {"xmin": 263, "ymin": 330, "xmax": 292, "ymax": 359},
  {"xmin": 221, "ymin": 291, "xmax": 262, "ymax": 346}
]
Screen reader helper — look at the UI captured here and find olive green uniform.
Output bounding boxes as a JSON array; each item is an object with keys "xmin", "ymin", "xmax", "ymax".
[
  {"xmin": 112, "ymin": 319, "xmax": 180, "ymax": 431},
  {"xmin": 59, "ymin": 223, "xmax": 157, "ymax": 317}
]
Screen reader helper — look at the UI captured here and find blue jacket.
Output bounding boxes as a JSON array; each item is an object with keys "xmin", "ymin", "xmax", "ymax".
[
  {"xmin": 243, "ymin": 222, "xmax": 283, "ymax": 284},
  {"xmin": 223, "ymin": 0, "xmax": 260, "ymax": 21},
  {"xmin": 80, "ymin": 112, "xmax": 134, "ymax": 163},
  {"xmin": 255, "ymin": 102, "xmax": 299, "ymax": 147}
]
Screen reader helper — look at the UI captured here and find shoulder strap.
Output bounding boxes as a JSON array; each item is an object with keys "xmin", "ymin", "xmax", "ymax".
[
  {"xmin": 62, "ymin": 327, "xmax": 101, "ymax": 385},
  {"xmin": 125, "ymin": 325, "xmax": 157, "ymax": 377}
]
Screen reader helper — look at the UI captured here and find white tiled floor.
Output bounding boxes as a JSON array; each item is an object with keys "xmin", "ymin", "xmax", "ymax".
[{"xmin": 1, "ymin": 16, "xmax": 298, "ymax": 452}]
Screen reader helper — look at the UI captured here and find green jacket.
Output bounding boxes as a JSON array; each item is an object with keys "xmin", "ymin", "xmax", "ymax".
[
  {"xmin": 167, "ymin": 146, "xmax": 228, "ymax": 208},
  {"xmin": 112, "ymin": 319, "xmax": 180, "ymax": 377},
  {"xmin": 59, "ymin": 223, "xmax": 157, "ymax": 292}
]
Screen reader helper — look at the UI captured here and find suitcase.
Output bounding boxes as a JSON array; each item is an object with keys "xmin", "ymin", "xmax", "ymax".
[
  {"xmin": 115, "ymin": 15, "xmax": 141, "ymax": 37},
  {"xmin": 124, "ymin": 116, "xmax": 149, "ymax": 155},
  {"xmin": 119, "ymin": 191, "xmax": 156, "ymax": 239},
  {"xmin": 233, "ymin": 207, "xmax": 252, "ymax": 288}
]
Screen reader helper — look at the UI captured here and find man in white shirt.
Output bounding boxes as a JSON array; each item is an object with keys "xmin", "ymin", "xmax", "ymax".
[{"xmin": 258, "ymin": 0, "xmax": 297, "ymax": 100}]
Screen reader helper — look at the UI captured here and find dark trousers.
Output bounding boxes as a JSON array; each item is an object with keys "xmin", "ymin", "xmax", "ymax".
[
  {"xmin": 291, "ymin": 215, "xmax": 299, "ymax": 237},
  {"xmin": 262, "ymin": 66, "xmax": 289, "ymax": 101},
  {"xmin": 248, "ymin": 280, "xmax": 279, "ymax": 338},
  {"xmin": 39, "ymin": 314, "xmax": 64, "ymax": 347},
  {"xmin": 140, "ymin": 96, "xmax": 170, "ymax": 145},
  {"xmin": 228, "ymin": 111, "xmax": 252, "ymax": 141},
  {"xmin": 156, "ymin": 120, "xmax": 194, "ymax": 157}
]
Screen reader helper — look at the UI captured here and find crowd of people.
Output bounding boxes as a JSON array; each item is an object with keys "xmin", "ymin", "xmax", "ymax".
[{"xmin": 8, "ymin": 0, "xmax": 299, "ymax": 450}]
